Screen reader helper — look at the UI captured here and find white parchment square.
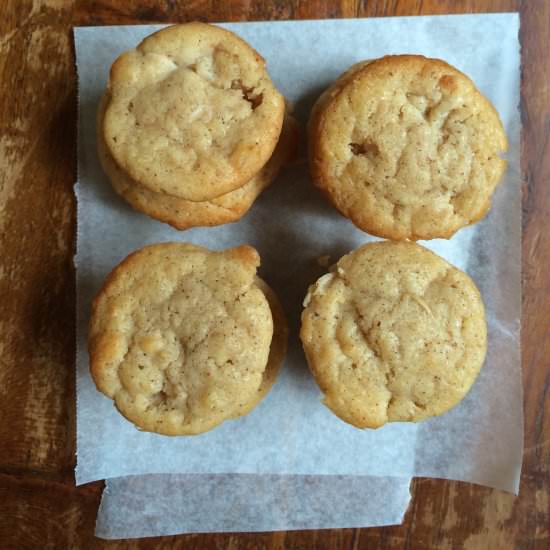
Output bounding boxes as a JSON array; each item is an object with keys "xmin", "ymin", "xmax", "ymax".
[{"xmin": 74, "ymin": 12, "xmax": 521, "ymax": 537}]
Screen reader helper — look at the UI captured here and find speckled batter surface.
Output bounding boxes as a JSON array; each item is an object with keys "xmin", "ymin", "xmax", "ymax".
[
  {"xmin": 300, "ymin": 241, "xmax": 487, "ymax": 428},
  {"xmin": 309, "ymin": 55, "xmax": 508, "ymax": 240},
  {"xmin": 103, "ymin": 22, "xmax": 285, "ymax": 201},
  {"xmin": 89, "ymin": 243, "xmax": 287, "ymax": 435}
]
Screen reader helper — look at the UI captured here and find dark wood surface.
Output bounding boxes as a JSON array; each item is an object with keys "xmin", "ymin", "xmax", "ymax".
[{"xmin": 1, "ymin": 1, "xmax": 548, "ymax": 548}]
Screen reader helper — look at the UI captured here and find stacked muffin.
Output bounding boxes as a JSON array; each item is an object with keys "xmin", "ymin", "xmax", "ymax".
[
  {"xmin": 98, "ymin": 22, "xmax": 295, "ymax": 230},
  {"xmin": 89, "ymin": 243, "xmax": 287, "ymax": 435}
]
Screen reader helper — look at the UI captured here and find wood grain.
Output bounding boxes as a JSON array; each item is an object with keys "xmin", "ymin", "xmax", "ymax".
[
  {"xmin": 0, "ymin": 0, "xmax": 76, "ymax": 479},
  {"xmin": 1, "ymin": 0, "xmax": 548, "ymax": 548}
]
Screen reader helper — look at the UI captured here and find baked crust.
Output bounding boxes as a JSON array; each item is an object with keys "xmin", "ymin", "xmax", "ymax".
[
  {"xmin": 300, "ymin": 241, "xmax": 487, "ymax": 428},
  {"xmin": 89, "ymin": 243, "xmax": 287, "ymax": 435},
  {"xmin": 103, "ymin": 22, "xmax": 285, "ymax": 202},
  {"xmin": 309, "ymin": 55, "xmax": 508, "ymax": 240}
]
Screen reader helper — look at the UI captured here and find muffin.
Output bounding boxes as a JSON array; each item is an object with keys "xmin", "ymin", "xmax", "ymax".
[
  {"xmin": 98, "ymin": 94, "xmax": 298, "ymax": 229},
  {"xmin": 309, "ymin": 55, "xmax": 508, "ymax": 240},
  {"xmin": 89, "ymin": 243, "xmax": 287, "ymax": 435},
  {"xmin": 300, "ymin": 241, "xmax": 487, "ymax": 428},
  {"xmin": 101, "ymin": 22, "xmax": 285, "ymax": 202}
]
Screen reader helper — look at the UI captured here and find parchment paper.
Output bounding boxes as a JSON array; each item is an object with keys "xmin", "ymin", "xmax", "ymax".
[
  {"xmin": 75, "ymin": 13, "xmax": 521, "ymax": 538},
  {"xmin": 95, "ymin": 474, "xmax": 413, "ymax": 538}
]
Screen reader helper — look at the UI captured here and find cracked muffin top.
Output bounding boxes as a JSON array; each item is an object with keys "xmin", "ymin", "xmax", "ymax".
[
  {"xmin": 309, "ymin": 55, "xmax": 507, "ymax": 240},
  {"xmin": 102, "ymin": 23, "xmax": 285, "ymax": 202},
  {"xmin": 300, "ymin": 241, "xmax": 487, "ymax": 429},
  {"xmin": 88, "ymin": 243, "xmax": 283, "ymax": 435}
]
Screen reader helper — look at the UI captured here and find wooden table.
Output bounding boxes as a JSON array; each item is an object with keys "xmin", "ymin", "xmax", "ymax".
[{"xmin": 1, "ymin": 1, "xmax": 548, "ymax": 548}]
